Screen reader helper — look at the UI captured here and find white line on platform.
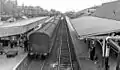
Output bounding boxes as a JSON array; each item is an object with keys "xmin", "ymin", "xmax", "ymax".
[{"xmin": 13, "ymin": 53, "xmax": 28, "ymax": 70}]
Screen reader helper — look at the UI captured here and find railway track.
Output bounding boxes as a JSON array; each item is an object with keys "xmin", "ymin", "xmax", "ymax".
[
  {"xmin": 58, "ymin": 18, "xmax": 73, "ymax": 70},
  {"xmin": 58, "ymin": 18, "xmax": 80, "ymax": 70},
  {"xmin": 24, "ymin": 17, "xmax": 79, "ymax": 70}
]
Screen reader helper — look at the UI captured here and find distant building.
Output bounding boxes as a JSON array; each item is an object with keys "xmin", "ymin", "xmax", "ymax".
[
  {"xmin": 75, "ymin": 6, "xmax": 98, "ymax": 17},
  {"xmin": 0, "ymin": 0, "xmax": 18, "ymax": 16}
]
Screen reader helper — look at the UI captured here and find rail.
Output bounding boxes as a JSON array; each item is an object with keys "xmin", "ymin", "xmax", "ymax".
[{"xmin": 58, "ymin": 18, "xmax": 73, "ymax": 70}]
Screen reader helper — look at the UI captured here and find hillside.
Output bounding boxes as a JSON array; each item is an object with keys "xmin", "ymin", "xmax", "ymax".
[{"xmin": 92, "ymin": 1, "xmax": 120, "ymax": 21}]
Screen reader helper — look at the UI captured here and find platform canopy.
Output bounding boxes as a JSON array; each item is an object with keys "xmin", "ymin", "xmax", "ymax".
[
  {"xmin": 71, "ymin": 16, "xmax": 120, "ymax": 37},
  {"xmin": 0, "ymin": 17, "xmax": 47, "ymax": 37}
]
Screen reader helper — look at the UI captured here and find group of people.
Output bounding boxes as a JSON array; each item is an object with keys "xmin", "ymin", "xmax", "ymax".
[
  {"xmin": 15, "ymin": 34, "xmax": 29, "ymax": 52},
  {"xmin": 86, "ymin": 38, "xmax": 120, "ymax": 70},
  {"xmin": 0, "ymin": 34, "xmax": 29, "ymax": 55},
  {"xmin": 87, "ymin": 39, "xmax": 111, "ymax": 70}
]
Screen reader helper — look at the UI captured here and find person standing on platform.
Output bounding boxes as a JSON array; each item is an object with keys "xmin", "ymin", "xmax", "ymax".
[
  {"xmin": 89, "ymin": 40, "xmax": 98, "ymax": 63},
  {"xmin": 0, "ymin": 43, "xmax": 4, "ymax": 55},
  {"xmin": 10, "ymin": 36, "xmax": 17, "ymax": 48},
  {"xmin": 19, "ymin": 34, "xmax": 24, "ymax": 48},
  {"xmin": 23, "ymin": 36, "xmax": 29, "ymax": 52}
]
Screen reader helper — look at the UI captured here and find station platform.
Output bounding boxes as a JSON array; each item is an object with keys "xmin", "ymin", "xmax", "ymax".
[
  {"xmin": 66, "ymin": 16, "xmax": 118, "ymax": 70},
  {"xmin": 0, "ymin": 47, "xmax": 28, "ymax": 70}
]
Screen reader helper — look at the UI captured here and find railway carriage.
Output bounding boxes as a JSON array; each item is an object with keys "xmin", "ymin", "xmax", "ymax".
[{"xmin": 28, "ymin": 17, "xmax": 60, "ymax": 59}]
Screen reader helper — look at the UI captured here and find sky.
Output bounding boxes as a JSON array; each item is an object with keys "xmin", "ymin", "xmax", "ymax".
[{"xmin": 17, "ymin": 0, "xmax": 117, "ymax": 13}]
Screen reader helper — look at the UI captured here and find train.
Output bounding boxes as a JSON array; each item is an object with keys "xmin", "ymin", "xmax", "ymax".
[{"xmin": 28, "ymin": 16, "xmax": 60, "ymax": 59}]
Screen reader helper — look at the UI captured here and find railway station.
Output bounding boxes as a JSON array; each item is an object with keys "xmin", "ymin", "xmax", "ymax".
[{"xmin": 1, "ymin": 0, "xmax": 120, "ymax": 70}]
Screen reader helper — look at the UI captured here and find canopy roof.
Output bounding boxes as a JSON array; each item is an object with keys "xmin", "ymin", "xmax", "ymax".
[
  {"xmin": 71, "ymin": 16, "xmax": 120, "ymax": 37},
  {"xmin": 0, "ymin": 17, "xmax": 47, "ymax": 37}
]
